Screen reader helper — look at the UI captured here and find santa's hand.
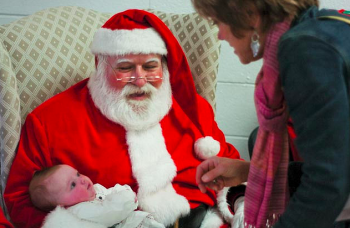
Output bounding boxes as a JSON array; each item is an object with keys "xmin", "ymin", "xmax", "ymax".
[{"xmin": 231, "ymin": 196, "xmax": 245, "ymax": 228}]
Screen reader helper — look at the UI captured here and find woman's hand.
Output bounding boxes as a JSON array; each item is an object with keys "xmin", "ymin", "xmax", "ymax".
[{"xmin": 196, "ymin": 156, "xmax": 250, "ymax": 192}]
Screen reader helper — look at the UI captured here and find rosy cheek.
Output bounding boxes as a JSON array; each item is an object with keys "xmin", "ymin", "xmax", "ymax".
[
  {"xmin": 105, "ymin": 76, "xmax": 126, "ymax": 90},
  {"xmin": 151, "ymin": 80, "xmax": 162, "ymax": 89}
]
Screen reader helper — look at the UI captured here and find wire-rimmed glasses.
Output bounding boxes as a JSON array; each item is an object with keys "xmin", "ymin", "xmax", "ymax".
[{"xmin": 104, "ymin": 60, "xmax": 163, "ymax": 83}]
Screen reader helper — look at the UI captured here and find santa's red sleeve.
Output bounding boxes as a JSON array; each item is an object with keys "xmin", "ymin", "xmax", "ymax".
[{"xmin": 4, "ymin": 113, "xmax": 50, "ymax": 228}]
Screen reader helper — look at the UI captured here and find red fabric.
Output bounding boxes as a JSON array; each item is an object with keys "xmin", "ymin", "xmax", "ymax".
[
  {"xmin": 220, "ymin": 224, "xmax": 229, "ymax": 228},
  {"xmin": 101, "ymin": 10, "xmax": 151, "ymax": 30},
  {"xmin": 4, "ymin": 79, "xmax": 240, "ymax": 228},
  {"xmin": 0, "ymin": 208, "xmax": 13, "ymax": 228}
]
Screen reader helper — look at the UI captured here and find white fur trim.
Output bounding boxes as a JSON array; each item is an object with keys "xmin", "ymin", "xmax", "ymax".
[
  {"xmin": 200, "ymin": 207, "xmax": 224, "ymax": 228},
  {"xmin": 127, "ymin": 123, "xmax": 190, "ymax": 226},
  {"xmin": 91, "ymin": 28, "xmax": 167, "ymax": 56},
  {"xmin": 127, "ymin": 123, "xmax": 176, "ymax": 192},
  {"xmin": 194, "ymin": 136, "xmax": 220, "ymax": 159},
  {"xmin": 217, "ymin": 187, "xmax": 234, "ymax": 224},
  {"xmin": 42, "ymin": 206, "xmax": 105, "ymax": 228},
  {"xmin": 138, "ymin": 183, "xmax": 190, "ymax": 226}
]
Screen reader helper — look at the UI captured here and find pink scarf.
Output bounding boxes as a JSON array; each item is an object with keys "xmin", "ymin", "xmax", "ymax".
[{"xmin": 244, "ymin": 20, "xmax": 291, "ymax": 228}]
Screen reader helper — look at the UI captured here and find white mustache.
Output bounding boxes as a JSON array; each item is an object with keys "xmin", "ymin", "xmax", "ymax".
[{"xmin": 120, "ymin": 83, "xmax": 157, "ymax": 98}]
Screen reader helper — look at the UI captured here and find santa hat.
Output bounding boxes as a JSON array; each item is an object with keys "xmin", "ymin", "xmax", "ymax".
[{"xmin": 90, "ymin": 12, "xmax": 167, "ymax": 56}]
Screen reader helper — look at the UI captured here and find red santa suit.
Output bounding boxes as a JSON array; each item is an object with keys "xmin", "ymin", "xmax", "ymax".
[
  {"xmin": 4, "ymin": 9, "xmax": 241, "ymax": 228},
  {"xmin": 0, "ymin": 208, "xmax": 13, "ymax": 228}
]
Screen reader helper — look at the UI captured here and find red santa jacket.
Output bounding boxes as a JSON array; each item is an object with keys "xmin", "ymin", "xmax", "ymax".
[
  {"xmin": 0, "ymin": 208, "xmax": 13, "ymax": 228},
  {"xmin": 4, "ymin": 79, "xmax": 240, "ymax": 228}
]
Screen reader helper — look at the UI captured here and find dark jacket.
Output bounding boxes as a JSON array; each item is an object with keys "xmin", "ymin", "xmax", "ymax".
[{"xmin": 275, "ymin": 6, "xmax": 350, "ymax": 228}]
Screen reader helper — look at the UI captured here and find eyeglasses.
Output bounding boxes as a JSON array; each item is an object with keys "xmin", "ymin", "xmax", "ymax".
[
  {"xmin": 115, "ymin": 75, "xmax": 162, "ymax": 83},
  {"xmin": 104, "ymin": 60, "xmax": 163, "ymax": 83}
]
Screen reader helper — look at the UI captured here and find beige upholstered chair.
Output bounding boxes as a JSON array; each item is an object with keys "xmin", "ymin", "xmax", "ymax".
[{"xmin": 0, "ymin": 6, "xmax": 220, "ymax": 216}]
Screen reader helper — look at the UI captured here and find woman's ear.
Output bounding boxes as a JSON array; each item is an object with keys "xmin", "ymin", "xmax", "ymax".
[{"xmin": 250, "ymin": 10, "xmax": 262, "ymax": 31}]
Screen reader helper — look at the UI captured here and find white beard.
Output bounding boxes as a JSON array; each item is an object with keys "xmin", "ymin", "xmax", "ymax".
[{"xmin": 88, "ymin": 58, "xmax": 173, "ymax": 131}]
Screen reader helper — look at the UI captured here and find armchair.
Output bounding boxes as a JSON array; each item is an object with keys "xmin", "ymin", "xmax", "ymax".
[{"xmin": 0, "ymin": 6, "xmax": 221, "ymax": 217}]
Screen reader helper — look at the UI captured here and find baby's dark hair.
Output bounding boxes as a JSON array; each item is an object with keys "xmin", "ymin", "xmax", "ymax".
[{"xmin": 29, "ymin": 165, "xmax": 61, "ymax": 211}]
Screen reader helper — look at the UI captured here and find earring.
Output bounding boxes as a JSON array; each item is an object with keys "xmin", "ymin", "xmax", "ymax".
[{"xmin": 251, "ymin": 30, "xmax": 260, "ymax": 57}]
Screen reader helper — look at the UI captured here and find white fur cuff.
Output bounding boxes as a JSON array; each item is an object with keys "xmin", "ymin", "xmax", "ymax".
[
  {"xmin": 217, "ymin": 187, "xmax": 234, "ymax": 224},
  {"xmin": 200, "ymin": 207, "xmax": 224, "ymax": 228}
]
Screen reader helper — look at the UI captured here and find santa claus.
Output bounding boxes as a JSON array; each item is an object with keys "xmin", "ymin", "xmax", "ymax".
[{"xmin": 5, "ymin": 9, "xmax": 243, "ymax": 228}]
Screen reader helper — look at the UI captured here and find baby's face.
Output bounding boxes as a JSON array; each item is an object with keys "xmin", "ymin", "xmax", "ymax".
[{"xmin": 48, "ymin": 165, "xmax": 96, "ymax": 207}]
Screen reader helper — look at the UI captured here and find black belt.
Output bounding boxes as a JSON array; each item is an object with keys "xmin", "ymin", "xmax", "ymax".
[{"xmin": 167, "ymin": 204, "xmax": 208, "ymax": 228}]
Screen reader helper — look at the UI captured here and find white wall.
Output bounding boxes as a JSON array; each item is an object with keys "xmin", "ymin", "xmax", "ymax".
[{"xmin": 0, "ymin": 0, "xmax": 349, "ymax": 161}]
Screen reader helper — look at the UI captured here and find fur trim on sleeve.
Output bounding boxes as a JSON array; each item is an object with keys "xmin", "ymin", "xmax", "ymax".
[
  {"xmin": 217, "ymin": 187, "xmax": 234, "ymax": 224},
  {"xmin": 138, "ymin": 183, "xmax": 190, "ymax": 226},
  {"xmin": 200, "ymin": 207, "xmax": 224, "ymax": 228}
]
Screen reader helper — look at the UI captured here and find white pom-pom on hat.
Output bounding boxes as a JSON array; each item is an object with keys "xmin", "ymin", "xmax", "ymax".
[{"xmin": 194, "ymin": 136, "xmax": 220, "ymax": 159}]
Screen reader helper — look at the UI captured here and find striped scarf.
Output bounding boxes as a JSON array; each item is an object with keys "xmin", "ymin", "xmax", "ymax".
[{"xmin": 244, "ymin": 20, "xmax": 291, "ymax": 228}]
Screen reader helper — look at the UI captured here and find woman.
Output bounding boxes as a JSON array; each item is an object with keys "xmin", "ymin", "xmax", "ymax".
[{"xmin": 192, "ymin": 0, "xmax": 350, "ymax": 228}]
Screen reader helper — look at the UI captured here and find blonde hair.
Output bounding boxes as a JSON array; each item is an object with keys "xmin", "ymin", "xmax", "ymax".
[
  {"xmin": 29, "ymin": 165, "xmax": 61, "ymax": 211},
  {"xmin": 192, "ymin": 0, "xmax": 319, "ymax": 38}
]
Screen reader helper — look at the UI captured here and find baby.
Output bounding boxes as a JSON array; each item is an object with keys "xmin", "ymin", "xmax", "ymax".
[{"xmin": 29, "ymin": 164, "xmax": 165, "ymax": 228}]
